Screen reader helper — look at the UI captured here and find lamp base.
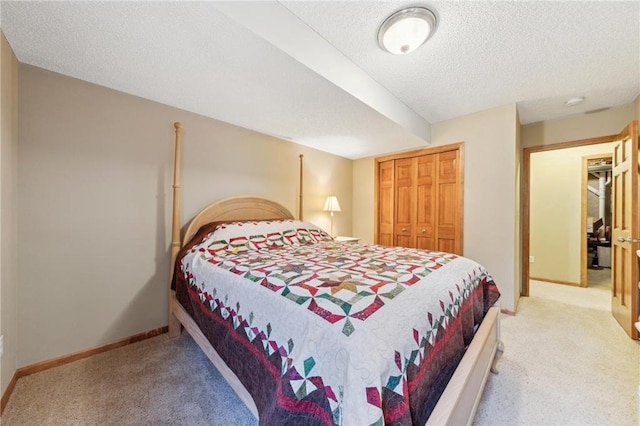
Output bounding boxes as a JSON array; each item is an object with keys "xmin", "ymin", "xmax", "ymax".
[{"xmin": 330, "ymin": 212, "xmax": 334, "ymax": 238}]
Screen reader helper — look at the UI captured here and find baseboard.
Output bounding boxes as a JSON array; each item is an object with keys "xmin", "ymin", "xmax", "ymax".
[
  {"xmin": 529, "ymin": 276, "xmax": 581, "ymax": 287},
  {"xmin": 1, "ymin": 370, "xmax": 19, "ymax": 414},
  {"xmin": 500, "ymin": 308, "xmax": 516, "ymax": 316},
  {"xmin": 1, "ymin": 325, "xmax": 168, "ymax": 414},
  {"xmin": 18, "ymin": 326, "xmax": 168, "ymax": 378}
]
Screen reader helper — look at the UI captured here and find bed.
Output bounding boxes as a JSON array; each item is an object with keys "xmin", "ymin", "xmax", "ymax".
[{"xmin": 168, "ymin": 123, "xmax": 503, "ymax": 425}]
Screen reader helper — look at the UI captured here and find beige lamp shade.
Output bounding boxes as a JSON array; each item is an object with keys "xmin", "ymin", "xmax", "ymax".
[{"xmin": 323, "ymin": 196, "xmax": 341, "ymax": 213}]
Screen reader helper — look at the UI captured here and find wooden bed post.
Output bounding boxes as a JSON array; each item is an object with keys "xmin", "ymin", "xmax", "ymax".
[
  {"xmin": 298, "ymin": 154, "xmax": 304, "ymax": 220},
  {"xmin": 168, "ymin": 122, "xmax": 183, "ymax": 338}
]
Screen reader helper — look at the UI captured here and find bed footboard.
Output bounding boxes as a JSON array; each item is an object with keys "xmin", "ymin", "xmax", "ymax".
[
  {"xmin": 168, "ymin": 292, "xmax": 182, "ymax": 338},
  {"xmin": 426, "ymin": 306, "xmax": 501, "ymax": 426}
]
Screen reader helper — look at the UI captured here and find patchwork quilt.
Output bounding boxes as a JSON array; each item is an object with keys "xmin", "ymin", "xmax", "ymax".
[{"xmin": 173, "ymin": 220, "xmax": 500, "ymax": 426}]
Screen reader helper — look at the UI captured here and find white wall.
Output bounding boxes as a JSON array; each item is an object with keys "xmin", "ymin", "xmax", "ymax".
[
  {"xmin": 353, "ymin": 104, "xmax": 520, "ymax": 312},
  {"xmin": 18, "ymin": 65, "xmax": 353, "ymax": 367},
  {"xmin": 0, "ymin": 30, "xmax": 19, "ymax": 397},
  {"xmin": 529, "ymin": 143, "xmax": 617, "ymax": 284}
]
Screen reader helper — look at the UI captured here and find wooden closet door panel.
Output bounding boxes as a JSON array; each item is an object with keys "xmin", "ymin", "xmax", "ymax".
[
  {"xmin": 395, "ymin": 158, "xmax": 415, "ymax": 246},
  {"xmin": 416, "ymin": 154, "xmax": 436, "ymax": 250},
  {"xmin": 437, "ymin": 182, "xmax": 457, "ymax": 252},
  {"xmin": 436, "ymin": 150, "xmax": 461, "ymax": 254},
  {"xmin": 378, "ymin": 161, "xmax": 395, "ymax": 246}
]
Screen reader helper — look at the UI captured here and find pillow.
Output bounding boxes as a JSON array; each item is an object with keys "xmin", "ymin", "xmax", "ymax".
[{"xmin": 209, "ymin": 219, "xmax": 332, "ymax": 250}]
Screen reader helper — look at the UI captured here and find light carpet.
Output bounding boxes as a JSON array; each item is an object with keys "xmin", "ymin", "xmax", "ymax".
[
  {"xmin": 474, "ymin": 280, "xmax": 639, "ymax": 425},
  {"xmin": 2, "ymin": 334, "xmax": 257, "ymax": 425},
  {"xmin": 3, "ymin": 280, "xmax": 638, "ymax": 425}
]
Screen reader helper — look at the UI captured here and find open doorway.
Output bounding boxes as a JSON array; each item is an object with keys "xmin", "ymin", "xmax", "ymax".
[
  {"xmin": 584, "ymin": 155, "xmax": 612, "ymax": 291},
  {"xmin": 528, "ymin": 142, "xmax": 616, "ymax": 290},
  {"xmin": 523, "ymin": 123, "xmax": 639, "ymax": 339},
  {"xmin": 521, "ymin": 135, "xmax": 617, "ymax": 296}
]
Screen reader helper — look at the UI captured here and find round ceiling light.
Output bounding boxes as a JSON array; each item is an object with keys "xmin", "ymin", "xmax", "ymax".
[{"xmin": 378, "ymin": 7, "xmax": 437, "ymax": 55}]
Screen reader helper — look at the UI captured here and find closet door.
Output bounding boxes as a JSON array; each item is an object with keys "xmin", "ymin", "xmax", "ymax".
[
  {"xmin": 436, "ymin": 150, "xmax": 461, "ymax": 254},
  {"xmin": 378, "ymin": 160, "xmax": 395, "ymax": 246},
  {"xmin": 416, "ymin": 154, "xmax": 436, "ymax": 250},
  {"xmin": 394, "ymin": 158, "xmax": 415, "ymax": 247},
  {"xmin": 375, "ymin": 143, "xmax": 463, "ymax": 254}
]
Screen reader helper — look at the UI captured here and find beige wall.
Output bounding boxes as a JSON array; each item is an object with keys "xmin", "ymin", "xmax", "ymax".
[
  {"xmin": 0, "ymin": 31, "xmax": 19, "ymax": 397},
  {"xmin": 352, "ymin": 158, "xmax": 374, "ymax": 244},
  {"xmin": 18, "ymin": 65, "xmax": 352, "ymax": 367},
  {"xmin": 353, "ymin": 104, "xmax": 520, "ymax": 311},
  {"xmin": 514, "ymin": 110, "xmax": 522, "ymax": 303},
  {"xmin": 529, "ymin": 143, "xmax": 616, "ymax": 284},
  {"xmin": 432, "ymin": 105, "xmax": 519, "ymax": 311},
  {"xmin": 525, "ymin": 101, "xmax": 637, "ymax": 285},
  {"xmin": 14, "ymin": 57, "xmax": 639, "ymax": 371},
  {"xmin": 521, "ymin": 104, "xmax": 634, "ymax": 148},
  {"xmin": 635, "ymin": 94, "xmax": 640, "ymax": 120}
]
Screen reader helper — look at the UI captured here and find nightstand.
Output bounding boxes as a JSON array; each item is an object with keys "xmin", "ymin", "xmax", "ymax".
[{"xmin": 335, "ymin": 236, "xmax": 360, "ymax": 243}]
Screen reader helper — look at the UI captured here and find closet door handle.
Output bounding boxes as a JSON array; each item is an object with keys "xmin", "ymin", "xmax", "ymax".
[
  {"xmin": 401, "ymin": 228, "xmax": 407, "ymax": 232},
  {"xmin": 421, "ymin": 229, "xmax": 426, "ymax": 233}
]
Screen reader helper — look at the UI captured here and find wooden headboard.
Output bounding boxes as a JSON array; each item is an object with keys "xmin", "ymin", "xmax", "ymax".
[{"xmin": 182, "ymin": 196, "xmax": 294, "ymax": 246}]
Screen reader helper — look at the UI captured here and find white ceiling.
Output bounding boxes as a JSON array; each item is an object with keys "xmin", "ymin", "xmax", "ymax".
[{"xmin": 2, "ymin": 1, "xmax": 639, "ymax": 159}]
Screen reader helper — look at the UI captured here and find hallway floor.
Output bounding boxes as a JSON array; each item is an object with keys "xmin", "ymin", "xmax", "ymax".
[
  {"xmin": 587, "ymin": 266, "xmax": 611, "ymax": 290},
  {"xmin": 529, "ymin": 278, "xmax": 610, "ymax": 311}
]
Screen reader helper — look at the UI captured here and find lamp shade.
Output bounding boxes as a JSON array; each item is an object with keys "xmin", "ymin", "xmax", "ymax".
[{"xmin": 323, "ymin": 196, "xmax": 341, "ymax": 213}]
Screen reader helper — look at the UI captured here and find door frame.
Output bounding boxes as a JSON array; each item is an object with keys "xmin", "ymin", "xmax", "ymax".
[{"xmin": 522, "ymin": 134, "xmax": 618, "ymax": 296}]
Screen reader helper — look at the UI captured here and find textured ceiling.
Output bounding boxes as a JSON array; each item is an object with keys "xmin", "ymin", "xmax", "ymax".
[
  {"xmin": 283, "ymin": 1, "xmax": 640, "ymax": 124},
  {"xmin": 2, "ymin": 1, "xmax": 639, "ymax": 159}
]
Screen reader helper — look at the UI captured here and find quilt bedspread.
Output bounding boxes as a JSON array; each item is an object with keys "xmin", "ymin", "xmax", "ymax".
[{"xmin": 173, "ymin": 221, "xmax": 500, "ymax": 426}]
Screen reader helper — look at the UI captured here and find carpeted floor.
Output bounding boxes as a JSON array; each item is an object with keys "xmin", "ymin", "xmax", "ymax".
[
  {"xmin": 474, "ymin": 280, "xmax": 638, "ymax": 425},
  {"xmin": 587, "ymin": 266, "xmax": 611, "ymax": 291},
  {"xmin": 3, "ymin": 280, "xmax": 638, "ymax": 425},
  {"xmin": 2, "ymin": 333, "xmax": 257, "ymax": 426}
]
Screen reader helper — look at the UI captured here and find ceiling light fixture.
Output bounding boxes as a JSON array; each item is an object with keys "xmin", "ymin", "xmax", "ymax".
[
  {"xmin": 564, "ymin": 96, "xmax": 585, "ymax": 107},
  {"xmin": 378, "ymin": 7, "xmax": 437, "ymax": 55}
]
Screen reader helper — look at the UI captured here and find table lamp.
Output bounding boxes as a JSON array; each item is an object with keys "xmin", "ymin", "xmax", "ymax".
[{"xmin": 323, "ymin": 196, "xmax": 341, "ymax": 237}]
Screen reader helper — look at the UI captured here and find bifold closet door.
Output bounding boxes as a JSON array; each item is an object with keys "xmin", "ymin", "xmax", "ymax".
[
  {"xmin": 394, "ymin": 158, "xmax": 415, "ymax": 247},
  {"xmin": 375, "ymin": 143, "xmax": 463, "ymax": 254},
  {"xmin": 416, "ymin": 154, "xmax": 436, "ymax": 250},
  {"xmin": 436, "ymin": 150, "xmax": 461, "ymax": 254},
  {"xmin": 378, "ymin": 160, "xmax": 395, "ymax": 246}
]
